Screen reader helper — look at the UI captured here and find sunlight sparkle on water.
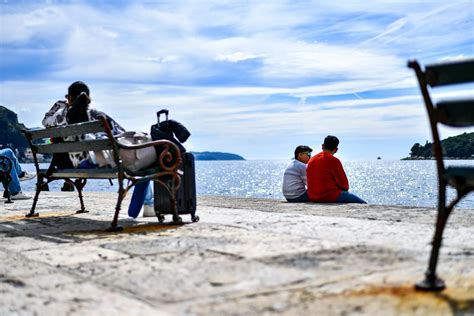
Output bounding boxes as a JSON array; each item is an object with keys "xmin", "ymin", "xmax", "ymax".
[{"xmin": 20, "ymin": 160, "xmax": 474, "ymax": 209}]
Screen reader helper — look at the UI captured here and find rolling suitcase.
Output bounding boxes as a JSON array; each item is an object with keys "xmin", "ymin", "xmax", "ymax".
[
  {"xmin": 153, "ymin": 152, "xmax": 198, "ymax": 223},
  {"xmin": 151, "ymin": 109, "xmax": 198, "ymax": 223}
]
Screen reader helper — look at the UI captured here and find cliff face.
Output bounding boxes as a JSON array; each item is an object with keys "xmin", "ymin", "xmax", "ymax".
[{"xmin": 0, "ymin": 105, "xmax": 28, "ymax": 156}]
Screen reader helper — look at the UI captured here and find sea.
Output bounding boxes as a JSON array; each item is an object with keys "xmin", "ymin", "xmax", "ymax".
[{"xmin": 19, "ymin": 160, "xmax": 474, "ymax": 209}]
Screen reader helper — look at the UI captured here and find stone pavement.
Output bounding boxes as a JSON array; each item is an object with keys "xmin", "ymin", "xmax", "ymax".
[{"xmin": 0, "ymin": 192, "xmax": 473, "ymax": 315}]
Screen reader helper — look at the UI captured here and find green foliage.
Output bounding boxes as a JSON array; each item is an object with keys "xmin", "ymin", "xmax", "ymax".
[{"xmin": 408, "ymin": 132, "xmax": 474, "ymax": 159}]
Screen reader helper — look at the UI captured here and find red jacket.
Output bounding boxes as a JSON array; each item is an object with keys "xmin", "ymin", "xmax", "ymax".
[{"xmin": 306, "ymin": 151, "xmax": 349, "ymax": 202}]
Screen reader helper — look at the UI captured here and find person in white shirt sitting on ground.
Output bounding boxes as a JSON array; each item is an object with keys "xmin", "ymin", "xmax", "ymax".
[{"xmin": 282, "ymin": 145, "xmax": 313, "ymax": 203}]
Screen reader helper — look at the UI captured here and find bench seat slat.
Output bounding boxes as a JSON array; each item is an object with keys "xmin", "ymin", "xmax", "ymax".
[
  {"xmin": 426, "ymin": 58, "xmax": 474, "ymax": 87},
  {"xmin": 34, "ymin": 139, "xmax": 112, "ymax": 154},
  {"xmin": 436, "ymin": 99, "xmax": 474, "ymax": 127},
  {"xmin": 38, "ymin": 168, "xmax": 118, "ymax": 179},
  {"xmin": 444, "ymin": 166, "xmax": 474, "ymax": 187},
  {"xmin": 26, "ymin": 121, "xmax": 105, "ymax": 140}
]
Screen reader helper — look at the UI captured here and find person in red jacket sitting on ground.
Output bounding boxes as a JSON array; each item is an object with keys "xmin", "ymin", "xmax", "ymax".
[{"xmin": 307, "ymin": 135, "xmax": 366, "ymax": 204}]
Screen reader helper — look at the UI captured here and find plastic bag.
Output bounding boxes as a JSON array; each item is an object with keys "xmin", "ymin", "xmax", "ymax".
[{"xmin": 116, "ymin": 132, "xmax": 157, "ymax": 173}]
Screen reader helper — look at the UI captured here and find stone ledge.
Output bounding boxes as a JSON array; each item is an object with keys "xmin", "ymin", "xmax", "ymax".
[{"xmin": 0, "ymin": 192, "xmax": 473, "ymax": 315}]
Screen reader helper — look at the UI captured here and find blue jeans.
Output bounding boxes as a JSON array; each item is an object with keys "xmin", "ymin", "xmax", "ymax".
[
  {"xmin": 286, "ymin": 191, "xmax": 309, "ymax": 203},
  {"xmin": 0, "ymin": 148, "xmax": 22, "ymax": 194},
  {"xmin": 336, "ymin": 191, "xmax": 367, "ymax": 204},
  {"xmin": 79, "ymin": 160, "xmax": 97, "ymax": 169},
  {"xmin": 144, "ymin": 182, "xmax": 154, "ymax": 206}
]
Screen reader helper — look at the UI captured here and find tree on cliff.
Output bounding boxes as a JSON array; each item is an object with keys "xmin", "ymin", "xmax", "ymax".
[{"xmin": 408, "ymin": 132, "xmax": 474, "ymax": 159}]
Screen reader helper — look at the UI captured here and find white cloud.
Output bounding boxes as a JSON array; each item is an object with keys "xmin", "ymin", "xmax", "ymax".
[
  {"xmin": 215, "ymin": 52, "xmax": 264, "ymax": 62},
  {"xmin": 1, "ymin": 1, "xmax": 473, "ymax": 159}
]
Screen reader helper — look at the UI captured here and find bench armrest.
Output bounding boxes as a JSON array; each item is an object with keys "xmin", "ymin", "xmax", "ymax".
[{"xmin": 115, "ymin": 139, "xmax": 178, "ymax": 151}]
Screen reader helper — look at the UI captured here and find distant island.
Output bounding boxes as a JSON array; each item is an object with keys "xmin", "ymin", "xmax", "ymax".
[
  {"xmin": 403, "ymin": 132, "xmax": 474, "ymax": 160},
  {"xmin": 191, "ymin": 151, "xmax": 245, "ymax": 161}
]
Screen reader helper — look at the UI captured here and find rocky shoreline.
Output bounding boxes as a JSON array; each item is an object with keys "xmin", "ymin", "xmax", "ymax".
[{"xmin": 401, "ymin": 157, "xmax": 474, "ymax": 160}]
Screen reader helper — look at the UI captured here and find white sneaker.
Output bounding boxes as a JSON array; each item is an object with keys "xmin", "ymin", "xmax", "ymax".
[
  {"xmin": 11, "ymin": 192, "xmax": 31, "ymax": 200},
  {"xmin": 143, "ymin": 204, "xmax": 155, "ymax": 217},
  {"xmin": 19, "ymin": 171, "xmax": 36, "ymax": 181}
]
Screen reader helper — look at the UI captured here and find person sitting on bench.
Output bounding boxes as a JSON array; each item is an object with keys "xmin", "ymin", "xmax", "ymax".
[
  {"xmin": 42, "ymin": 81, "xmax": 125, "ymax": 170},
  {"xmin": 0, "ymin": 147, "xmax": 36, "ymax": 200}
]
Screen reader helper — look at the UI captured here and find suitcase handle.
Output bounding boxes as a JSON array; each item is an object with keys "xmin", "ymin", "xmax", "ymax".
[{"xmin": 157, "ymin": 109, "xmax": 169, "ymax": 123}]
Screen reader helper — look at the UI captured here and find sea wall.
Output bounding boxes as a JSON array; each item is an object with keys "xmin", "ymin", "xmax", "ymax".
[{"xmin": 1, "ymin": 192, "xmax": 473, "ymax": 315}]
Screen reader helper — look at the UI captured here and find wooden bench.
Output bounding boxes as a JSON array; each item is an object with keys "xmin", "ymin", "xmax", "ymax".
[
  {"xmin": 0, "ymin": 154, "xmax": 13, "ymax": 203},
  {"xmin": 408, "ymin": 58, "xmax": 474, "ymax": 291},
  {"xmin": 22, "ymin": 116, "xmax": 182, "ymax": 231}
]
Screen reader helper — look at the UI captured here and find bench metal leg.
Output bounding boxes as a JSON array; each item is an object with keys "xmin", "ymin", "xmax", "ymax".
[
  {"xmin": 170, "ymin": 174, "xmax": 183, "ymax": 224},
  {"xmin": 2, "ymin": 181, "xmax": 13, "ymax": 204},
  {"xmin": 26, "ymin": 176, "xmax": 43, "ymax": 218},
  {"xmin": 170, "ymin": 194, "xmax": 182, "ymax": 224},
  {"xmin": 415, "ymin": 206, "xmax": 450, "ymax": 291},
  {"xmin": 106, "ymin": 179, "xmax": 126, "ymax": 232},
  {"xmin": 158, "ymin": 175, "xmax": 183, "ymax": 225},
  {"xmin": 416, "ymin": 188, "xmax": 467, "ymax": 291},
  {"xmin": 74, "ymin": 179, "xmax": 89, "ymax": 214}
]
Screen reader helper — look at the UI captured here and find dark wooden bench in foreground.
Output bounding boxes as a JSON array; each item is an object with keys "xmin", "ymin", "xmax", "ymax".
[
  {"xmin": 22, "ymin": 116, "xmax": 182, "ymax": 231},
  {"xmin": 408, "ymin": 58, "xmax": 474, "ymax": 291}
]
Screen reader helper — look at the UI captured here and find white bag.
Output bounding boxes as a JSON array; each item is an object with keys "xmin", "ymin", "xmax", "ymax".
[
  {"xmin": 116, "ymin": 132, "xmax": 157, "ymax": 173},
  {"xmin": 93, "ymin": 149, "xmax": 115, "ymax": 168}
]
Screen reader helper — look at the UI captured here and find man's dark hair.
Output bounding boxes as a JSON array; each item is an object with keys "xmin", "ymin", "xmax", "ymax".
[
  {"xmin": 294, "ymin": 145, "xmax": 312, "ymax": 159},
  {"xmin": 323, "ymin": 135, "xmax": 339, "ymax": 151}
]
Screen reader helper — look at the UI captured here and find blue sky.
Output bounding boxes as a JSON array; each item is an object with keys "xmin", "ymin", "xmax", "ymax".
[{"xmin": 0, "ymin": 0, "xmax": 473, "ymax": 160}]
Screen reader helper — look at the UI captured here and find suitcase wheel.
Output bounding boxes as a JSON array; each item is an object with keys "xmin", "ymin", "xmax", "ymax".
[
  {"xmin": 172, "ymin": 215, "xmax": 183, "ymax": 224},
  {"xmin": 157, "ymin": 214, "xmax": 165, "ymax": 223},
  {"xmin": 191, "ymin": 215, "xmax": 200, "ymax": 223}
]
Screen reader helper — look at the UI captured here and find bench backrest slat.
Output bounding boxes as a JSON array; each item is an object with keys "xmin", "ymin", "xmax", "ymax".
[
  {"xmin": 34, "ymin": 139, "xmax": 112, "ymax": 154},
  {"xmin": 436, "ymin": 100, "xmax": 474, "ymax": 127},
  {"xmin": 425, "ymin": 59, "xmax": 474, "ymax": 87},
  {"xmin": 26, "ymin": 120, "xmax": 105, "ymax": 140}
]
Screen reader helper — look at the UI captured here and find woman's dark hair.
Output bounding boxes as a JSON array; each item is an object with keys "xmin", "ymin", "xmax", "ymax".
[
  {"xmin": 68, "ymin": 81, "xmax": 90, "ymax": 100},
  {"xmin": 66, "ymin": 81, "xmax": 91, "ymax": 124}
]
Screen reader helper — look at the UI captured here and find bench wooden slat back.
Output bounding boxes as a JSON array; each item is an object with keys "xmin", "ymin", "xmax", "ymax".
[
  {"xmin": 34, "ymin": 139, "xmax": 112, "ymax": 154},
  {"xmin": 428, "ymin": 59, "xmax": 474, "ymax": 128},
  {"xmin": 408, "ymin": 58, "xmax": 474, "ymax": 173},
  {"xmin": 436, "ymin": 100, "xmax": 474, "ymax": 127},
  {"xmin": 25, "ymin": 120, "xmax": 106, "ymax": 140},
  {"xmin": 425, "ymin": 59, "xmax": 474, "ymax": 87}
]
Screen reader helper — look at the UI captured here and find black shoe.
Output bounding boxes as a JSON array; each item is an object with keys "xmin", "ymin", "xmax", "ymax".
[{"xmin": 61, "ymin": 182, "xmax": 75, "ymax": 192}]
